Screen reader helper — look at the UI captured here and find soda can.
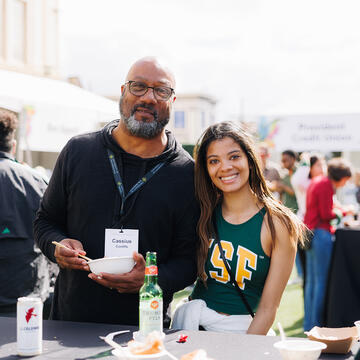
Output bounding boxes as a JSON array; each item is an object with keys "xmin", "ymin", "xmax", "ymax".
[{"xmin": 17, "ymin": 297, "xmax": 43, "ymax": 356}]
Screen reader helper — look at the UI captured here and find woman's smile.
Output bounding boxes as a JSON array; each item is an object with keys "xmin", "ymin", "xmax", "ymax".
[{"xmin": 206, "ymin": 137, "xmax": 250, "ymax": 194}]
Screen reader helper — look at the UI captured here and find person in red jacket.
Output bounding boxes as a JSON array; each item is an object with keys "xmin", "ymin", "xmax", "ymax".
[{"xmin": 303, "ymin": 157, "xmax": 352, "ymax": 331}]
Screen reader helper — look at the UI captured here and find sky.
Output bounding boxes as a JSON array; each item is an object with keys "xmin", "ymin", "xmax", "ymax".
[{"xmin": 59, "ymin": 0, "xmax": 360, "ymax": 122}]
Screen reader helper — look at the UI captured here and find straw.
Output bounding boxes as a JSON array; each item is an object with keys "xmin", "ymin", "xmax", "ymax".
[
  {"xmin": 52, "ymin": 241, "xmax": 92, "ymax": 261},
  {"xmin": 278, "ymin": 322, "xmax": 286, "ymax": 342}
]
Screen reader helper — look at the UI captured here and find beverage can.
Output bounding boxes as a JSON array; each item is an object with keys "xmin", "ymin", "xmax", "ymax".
[{"xmin": 17, "ymin": 297, "xmax": 43, "ymax": 356}]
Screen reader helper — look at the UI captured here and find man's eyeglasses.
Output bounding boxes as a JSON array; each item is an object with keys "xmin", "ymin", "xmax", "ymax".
[{"xmin": 125, "ymin": 81, "xmax": 174, "ymax": 101}]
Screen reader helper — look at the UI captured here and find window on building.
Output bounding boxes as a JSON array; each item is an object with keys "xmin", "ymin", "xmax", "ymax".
[
  {"xmin": 9, "ymin": 0, "xmax": 26, "ymax": 63},
  {"xmin": 174, "ymin": 111, "xmax": 185, "ymax": 128}
]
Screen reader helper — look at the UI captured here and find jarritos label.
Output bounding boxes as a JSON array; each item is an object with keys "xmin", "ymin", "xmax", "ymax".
[
  {"xmin": 145, "ymin": 265, "xmax": 158, "ymax": 276},
  {"xmin": 150, "ymin": 300, "xmax": 159, "ymax": 309},
  {"xmin": 139, "ymin": 298, "xmax": 163, "ymax": 335}
]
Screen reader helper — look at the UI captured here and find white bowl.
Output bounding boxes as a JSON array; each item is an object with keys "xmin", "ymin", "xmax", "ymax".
[
  {"xmin": 88, "ymin": 256, "xmax": 135, "ymax": 275},
  {"xmin": 355, "ymin": 321, "xmax": 360, "ymax": 337},
  {"xmin": 274, "ymin": 340, "xmax": 327, "ymax": 360}
]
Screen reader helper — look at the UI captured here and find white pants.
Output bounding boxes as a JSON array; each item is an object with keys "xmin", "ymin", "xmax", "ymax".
[
  {"xmin": 171, "ymin": 299, "xmax": 276, "ymax": 335},
  {"xmin": 171, "ymin": 299, "xmax": 252, "ymax": 334}
]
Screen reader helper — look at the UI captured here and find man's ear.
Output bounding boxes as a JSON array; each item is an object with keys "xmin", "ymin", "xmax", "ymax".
[
  {"xmin": 121, "ymin": 85, "xmax": 125, "ymax": 95},
  {"xmin": 172, "ymin": 96, "xmax": 176, "ymax": 103},
  {"xmin": 11, "ymin": 139, "xmax": 17, "ymax": 156}
]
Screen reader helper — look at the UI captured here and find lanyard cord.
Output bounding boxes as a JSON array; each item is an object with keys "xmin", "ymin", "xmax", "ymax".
[{"xmin": 107, "ymin": 149, "xmax": 166, "ymax": 217}]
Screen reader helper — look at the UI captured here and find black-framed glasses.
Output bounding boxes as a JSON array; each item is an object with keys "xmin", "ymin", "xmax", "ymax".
[{"xmin": 125, "ymin": 81, "xmax": 174, "ymax": 101}]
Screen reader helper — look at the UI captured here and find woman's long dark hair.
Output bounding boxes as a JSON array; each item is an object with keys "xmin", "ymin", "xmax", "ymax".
[{"xmin": 194, "ymin": 121, "xmax": 306, "ymax": 282}]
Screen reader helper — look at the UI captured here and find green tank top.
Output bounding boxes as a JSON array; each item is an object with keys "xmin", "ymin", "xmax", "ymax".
[{"xmin": 191, "ymin": 206, "xmax": 270, "ymax": 315}]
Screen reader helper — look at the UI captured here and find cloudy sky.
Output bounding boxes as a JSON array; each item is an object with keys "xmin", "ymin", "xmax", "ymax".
[{"xmin": 59, "ymin": 0, "xmax": 360, "ymax": 122}]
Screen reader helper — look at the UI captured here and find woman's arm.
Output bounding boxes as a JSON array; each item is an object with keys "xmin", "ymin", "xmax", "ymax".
[{"xmin": 247, "ymin": 216, "xmax": 296, "ymax": 335}]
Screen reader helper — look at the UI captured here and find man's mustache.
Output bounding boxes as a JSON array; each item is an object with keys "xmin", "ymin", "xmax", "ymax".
[{"xmin": 131, "ymin": 103, "xmax": 158, "ymax": 120}]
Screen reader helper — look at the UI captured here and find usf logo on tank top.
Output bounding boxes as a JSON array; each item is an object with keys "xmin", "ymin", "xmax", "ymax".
[
  {"xmin": 191, "ymin": 207, "xmax": 270, "ymax": 315},
  {"xmin": 208, "ymin": 238, "xmax": 258, "ymax": 290}
]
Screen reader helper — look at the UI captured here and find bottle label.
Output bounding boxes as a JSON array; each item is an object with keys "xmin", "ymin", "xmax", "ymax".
[
  {"xmin": 145, "ymin": 265, "xmax": 158, "ymax": 276},
  {"xmin": 139, "ymin": 298, "xmax": 163, "ymax": 335}
]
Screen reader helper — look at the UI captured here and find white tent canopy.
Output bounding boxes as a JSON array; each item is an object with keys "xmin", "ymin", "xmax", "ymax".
[{"xmin": 0, "ymin": 69, "xmax": 118, "ymax": 152}]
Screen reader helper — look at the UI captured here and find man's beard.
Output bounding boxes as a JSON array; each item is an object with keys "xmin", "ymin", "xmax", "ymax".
[{"xmin": 119, "ymin": 97, "xmax": 170, "ymax": 139}]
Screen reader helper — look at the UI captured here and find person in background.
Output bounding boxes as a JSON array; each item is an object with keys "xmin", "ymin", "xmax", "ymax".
[
  {"xmin": 336, "ymin": 169, "xmax": 360, "ymax": 221},
  {"xmin": 303, "ymin": 157, "xmax": 352, "ymax": 331},
  {"xmin": 277, "ymin": 150, "xmax": 301, "ymax": 282},
  {"xmin": 0, "ymin": 109, "xmax": 50, "ymax": 317},
  {"xmin": 34, "ymin": 57, "xmax": 199, "ymax": 326},
  {"xmin": 172, "ymin": 122, "xmax": 306, "ymax": 335},
  {"xmin": 258, "ymin": 142, "xmax": 281, "ymax": 200},
  {"xmin": 278, "ymin": 150, "xmax": 298, "ymax": 213},
  {"xmin": 291, "ymin": 154, "xmax": 326, "ymax": 287}
]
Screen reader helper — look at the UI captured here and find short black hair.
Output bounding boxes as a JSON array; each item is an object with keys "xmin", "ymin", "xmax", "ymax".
[
  {"xmin": 327, "ymin": 157, "xmax": 352, "ymax": 182},
  {"xmin": 281, "ymin": 150, "xmax": 298, "ymax": 160},
  {"xmin": 0, "ymin": 110, "xmax": 18, "ymax": 152}
]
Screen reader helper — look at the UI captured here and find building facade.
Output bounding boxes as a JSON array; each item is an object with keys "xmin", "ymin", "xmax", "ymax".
[
  {"xmin": 0, "ymin": 0, "xmax": 59, "ymax": 77},
  {"xmin": 168, "ymin": 94, "xmax": 216, "ymax": 145}
]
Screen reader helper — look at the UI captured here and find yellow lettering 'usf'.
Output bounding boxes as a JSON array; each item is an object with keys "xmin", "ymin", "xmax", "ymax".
[
  {"xmin": 209, "ymin": 240, "xmax": 234, "ymax": 284},
  {"xmin": 208, "ymin": 240, "xmax": 257, "ymax": 289},
  {"xmin": 235, "ymin": 246, "xmax": 257, "ymax": 290}
]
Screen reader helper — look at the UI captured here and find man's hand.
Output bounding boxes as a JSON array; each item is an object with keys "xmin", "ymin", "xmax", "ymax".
[
  {"xmin": 54, "ymin": 238, "xmax": 89, "ymax": 271},
  {"xmin": 88, "ymin": 252, "xmax": 146, "ymax": 293}
]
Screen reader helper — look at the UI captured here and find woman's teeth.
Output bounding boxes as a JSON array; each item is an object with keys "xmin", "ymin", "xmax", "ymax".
[{"xmin": 221, "ymin": 174, "xmax": 237, "ymax": 181}]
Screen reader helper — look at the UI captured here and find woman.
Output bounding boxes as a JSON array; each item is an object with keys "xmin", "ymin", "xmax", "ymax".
[
  {"xmin": 172, "ymin": 122, "xmax": 306, "ymax": 335},
  {"xmin": 291, "ymin": 154, "xmax": 326, "ymax": 221}
]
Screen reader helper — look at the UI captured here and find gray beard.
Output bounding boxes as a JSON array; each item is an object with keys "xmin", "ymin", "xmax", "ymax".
[
  {"xmin": 121, "ymin": 113, "xmax": 169, "ymax": 139},
  {"xmin": 120, "ymin": 101, "xmax": 169, "ymax": 140}
]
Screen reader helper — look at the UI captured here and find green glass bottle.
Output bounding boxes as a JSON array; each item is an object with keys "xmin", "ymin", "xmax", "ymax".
[{"xmin": 139, "ymin": 252, "xmax": 163, "ymax": 336}]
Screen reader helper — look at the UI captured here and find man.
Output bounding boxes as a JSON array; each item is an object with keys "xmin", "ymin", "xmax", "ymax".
[
  {"xmin": 258, "ymin": 142, "xmax": 281, "ymax": 200},
  {"xmin": 279, "ymin": 150, "xmax": 298, "ymax": 213},
  {"xmin": 0, "ymin": 110, "xmax": 49, "ymax": 316},
  {"xmin": 34, "ymin": 57, "xmax": 199, "ymax": 325},
  {"xmin": 303, "ymin": 157, "xmax": 352, "ymax": 331},
  {"xmin": 278, "ymin": 149, "xmax": 304, "ymax": 285}
]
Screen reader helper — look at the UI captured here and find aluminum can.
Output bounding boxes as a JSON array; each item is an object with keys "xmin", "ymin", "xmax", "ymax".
[{"xmin": 17, "ymin": 297, "xmax": 43, "ymax": 356}]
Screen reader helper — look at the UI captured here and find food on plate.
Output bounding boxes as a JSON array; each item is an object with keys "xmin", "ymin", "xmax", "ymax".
[
  {"xmin": 181, "ymin": 349, "xmax": 214, "ymax": 360},
  {"xmin": 128, "ymin": 331, "xmax": 164, "ymax": 355}
]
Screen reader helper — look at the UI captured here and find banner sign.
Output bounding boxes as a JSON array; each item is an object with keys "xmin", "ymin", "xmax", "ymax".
[{"xmin": 258, "ymin": 114, "xmax": 360, "ymax": 152}]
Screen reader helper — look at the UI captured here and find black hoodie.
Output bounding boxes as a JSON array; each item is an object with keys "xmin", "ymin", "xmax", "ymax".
[{"xmin": 34, "ymin": 120, "xmax": 199, "ymax": 325}]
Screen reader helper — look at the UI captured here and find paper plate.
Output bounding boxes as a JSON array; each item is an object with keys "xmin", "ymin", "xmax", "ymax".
[{"xmin": 112, "ymin": 348, "xmax": 167, "ymax": 359}]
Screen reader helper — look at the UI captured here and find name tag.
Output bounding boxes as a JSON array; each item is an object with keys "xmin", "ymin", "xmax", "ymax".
[{"xmin": 104, "ymin": 229, "xmax": 139, "ymax": 257}]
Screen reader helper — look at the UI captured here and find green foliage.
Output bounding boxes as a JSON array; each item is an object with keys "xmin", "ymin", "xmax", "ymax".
[{"xmin": 182, "ymin": 144, "xmax": 195, "ymax": 158}]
